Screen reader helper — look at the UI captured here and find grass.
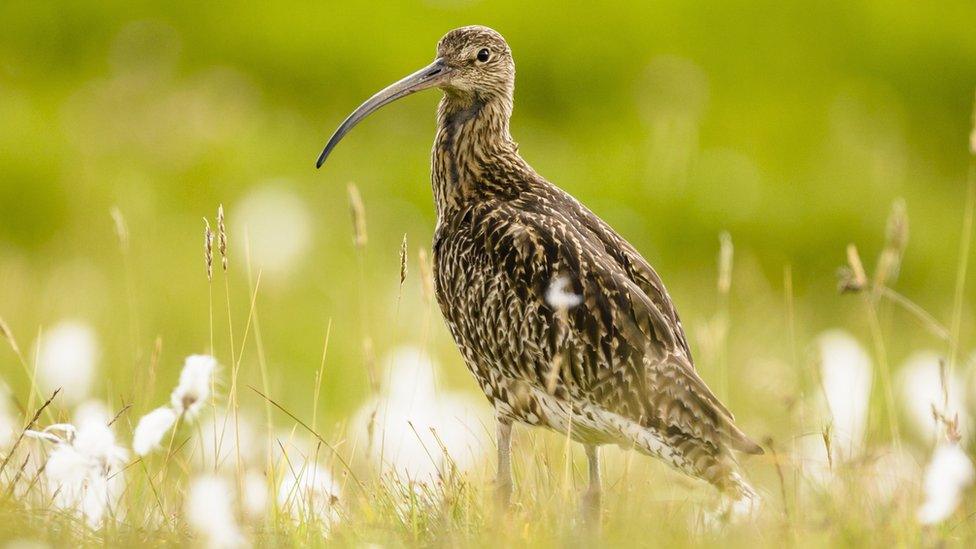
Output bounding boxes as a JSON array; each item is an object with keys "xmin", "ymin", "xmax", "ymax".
[{"xmin": 1, "ymin": 139, "xmax": 975, "ymax": 549}]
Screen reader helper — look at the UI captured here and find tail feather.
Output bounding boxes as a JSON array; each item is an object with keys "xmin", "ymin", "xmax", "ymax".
[
  {"xmin": 729, "ymin": 427, "xmax": 765, "ymax": 455},
  {"xmin": 704, "ymin": 472, "xmax": 761, "ymax": 527}
]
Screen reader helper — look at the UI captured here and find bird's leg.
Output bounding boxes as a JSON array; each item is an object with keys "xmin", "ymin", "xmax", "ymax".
[
  {"xmin": 582, "ymin": 444, "xmax": 602, "ymax": 526},
  {"xmin": 495, "ymin": 418, "xmax": 514, "ymax": 508}
]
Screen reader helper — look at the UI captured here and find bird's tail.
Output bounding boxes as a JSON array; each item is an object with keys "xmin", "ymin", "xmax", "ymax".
[{"xmin": 713, "ymin": 472, "xmax": 761, "ymax": 523}]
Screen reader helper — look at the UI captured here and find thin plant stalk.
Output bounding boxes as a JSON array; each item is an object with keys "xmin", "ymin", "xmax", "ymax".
[
  {"xmin": 863, "ymin": 300, "xmax": 901, "ymax": 448},
  {"xmin": 311, "ymin": 320, "xmax": 333, "ymax": 434},
  {"xmin": 242, "ymin": 231, "xmax": 277, "ymax": 507},
  {"xmin": 946, "ymin": 171, "xmax": 975, "ymax": 382}
]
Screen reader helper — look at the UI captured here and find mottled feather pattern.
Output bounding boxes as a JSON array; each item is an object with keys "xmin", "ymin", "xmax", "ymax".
[{"xmin": 420, "ymin": 26, "xmax": 761, "ymax": 498}]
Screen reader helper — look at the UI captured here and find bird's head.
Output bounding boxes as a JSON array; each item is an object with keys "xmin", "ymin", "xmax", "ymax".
[
  {"xmin": 435, "ymin": 26, "xmax": 514, "ymax": 99},
  {"xmin": 316, "ymin": 25, "xmax": 514, "ymax": 168}
]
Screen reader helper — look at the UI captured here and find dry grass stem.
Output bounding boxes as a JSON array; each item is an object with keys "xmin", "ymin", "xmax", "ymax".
[
  {"xmin": 946, "ymin": 174, "xmax": 975, "ymax": 379},
  {"xmin": 0, "ymin": 389, "xmax": 60, "ymax": 474},
  {"xmin": 347, "ymin": 183, "xmax": 368, "ymax": 249},
  {"xmin": 247, "ymin": 385, "xmax": 365, "ymax": 492}
]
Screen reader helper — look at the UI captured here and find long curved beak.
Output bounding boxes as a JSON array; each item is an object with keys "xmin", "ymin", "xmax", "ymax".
[{"xmin": 316, "ymin": 58, "xmax": 451, "ymax": 169}]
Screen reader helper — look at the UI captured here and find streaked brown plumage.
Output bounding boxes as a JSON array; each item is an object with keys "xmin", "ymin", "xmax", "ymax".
[{"xmin": 317, "ymin": 25, "xmax": 762, "ymax": 517}]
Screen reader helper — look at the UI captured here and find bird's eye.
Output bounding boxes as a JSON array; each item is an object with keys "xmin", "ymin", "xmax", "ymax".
[{"xmin": 476, "ymin": 48, "xmax": 491, "ymax": 63}]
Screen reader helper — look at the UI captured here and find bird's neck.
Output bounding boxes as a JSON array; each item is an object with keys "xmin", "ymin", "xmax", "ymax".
[{"xmin": 432, "ymin": 93, "xmax": 521, "ymax": 218}]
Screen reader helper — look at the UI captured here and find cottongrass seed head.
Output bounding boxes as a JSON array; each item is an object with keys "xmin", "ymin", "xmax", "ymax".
[
  {"xmin": 132, "ymin": 406, "xmax": 178, "ymax": 456},
  {"xmin": 355, "ymin": 347, "xmax": 489, "ymax": 485},
  {"xmin": 32, "ymin": 417, "xmax": 128, "ymax": 527},
  {"xmin": 898, "ymin": 351, "xmax": 966, "ymax": 443},
  {"xmin": 917, "ymin": 442, "xmax": 975, "ymax": 525},
  {"xmin": 816, "ymin": 329, "xmax": 872, "ymax": 461},
  {"xmin": 171, "ymin": 354, "xmax": 217, "ymax": 417},
  {"xmin": 242, "ymin": 469, "xmax": 268, "ymax": 519},
  {"xmin": 277, "ymin": 462, "xmax": 341, "ymax": 534},
  {"xmin": 233, "ymin": 183, "xmax": 312, "ymax": 280},
  {"xmin": 187, "ymin": 474, "xmax": 246, "ymax": 548},
  {"xmin": 35, "ymin": 320, "xmax": 99, "ymax": 405},
  {"xmin": 132, "ymin": 354, "xmax": 218, "ymax": 456},
  {"xmin": 545, "ymin": 275, "xmax": 583, "ymax": 311}
]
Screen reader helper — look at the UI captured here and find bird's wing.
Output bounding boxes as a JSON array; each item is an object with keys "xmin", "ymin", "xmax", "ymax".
[
  {"xmin": 559, "ymin": 194, "xmax": 699, "ymax": 371},
  {"xmin": 473, "ymin": 199, "xmax": 761, "ymax": 454}
]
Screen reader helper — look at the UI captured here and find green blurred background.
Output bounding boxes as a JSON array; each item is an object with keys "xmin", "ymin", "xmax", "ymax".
[{"xmin": 1, "ymin": 1, "xmax": 974, "ymax": 437}]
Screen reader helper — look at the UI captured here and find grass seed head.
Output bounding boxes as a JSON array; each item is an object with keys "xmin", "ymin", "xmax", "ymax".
[
  {"xmin": 838, "ymin": 244, "xmax": 868, "ymax": 293},
  {"xmin": 347, "ymin": 183, "xmax": 368, "ymax": 249},
  {"xmin": 399, "ymin": 234, "xmax": 408, "ymax": 285},
  {"xmin": 204, "ymin": 218, "xmax": 215, "ymax": 282},
  {"xmin": 874, "ymin": 199, "xmax": 908, "ymax": 288},
  {"xmin": 217, "ymin": 204, "xmax": 229, "ymax": 272}
]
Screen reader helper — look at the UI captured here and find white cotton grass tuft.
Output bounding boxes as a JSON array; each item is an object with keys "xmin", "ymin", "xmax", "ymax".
[
  {"xmin": 232, "ymin": 183, "xmax": 312, "ymax": 280},
  {"xmin": 917, "ymin": 442, "xmax": 975, "ymax": 525},
  {"xmin": 187, "ymin": 474, "xmax": 247, "ymax": 548},
  {"xmin": 35, "ymin": 320, "xmax": 99, "ymax": 405},
  {"xmin": 131, "ymin": 354, "xmax": 219, "ymax": 456},
  {"xmin": 171, "ymin": 354, "xmax": 217, "ymax": 416},
  {"xmin": 243, "ymin": 469, "xmax": 268, "ymax": 519},
  {"xmin": 354, "ymin": 347, "xmax": 489, "ymax": 485},
  {"xmin": 816, "ymin": 330, "xmax": 872, "ymax": 461},
  {"xmin": 132, "ymin": 407, "xmax": 178, "ymax": 456},
  {"xmin": 897, "ymin": 351, "xmax": 966, "ymax": 444},
  {"xmin": 73, "ymin": 400, "xmax": 113, "ymax": 428},
  {"xmin": 545, "ymin": 275, "xmax": 583, "ymax": 311},
  {"xmin": 71, "ymin": 419, "xmax": 128, "ymax": 469},
  {"xmin": 31, "ymin": 419, "xmax": 128, "ymax": 528},
  {"xmin": 277, "ymin": 462, "xmax": 341, "ymax": 533}
]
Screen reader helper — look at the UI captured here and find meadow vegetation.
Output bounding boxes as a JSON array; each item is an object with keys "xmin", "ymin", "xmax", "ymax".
[{"xmin": 2, "ymin": 2, "xmax": 976, "ymax": 547}]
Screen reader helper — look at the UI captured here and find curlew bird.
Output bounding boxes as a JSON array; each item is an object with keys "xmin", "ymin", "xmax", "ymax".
[{"xmin": 316, "ymin": 25, "xmax": 763, "ymax": 520}]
